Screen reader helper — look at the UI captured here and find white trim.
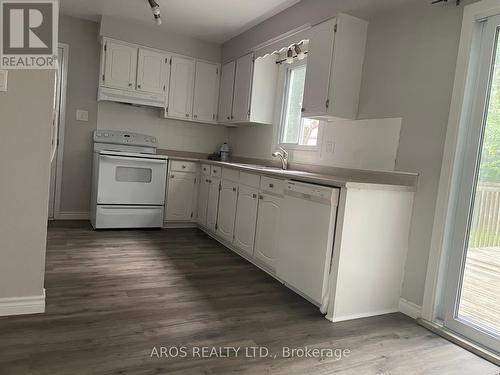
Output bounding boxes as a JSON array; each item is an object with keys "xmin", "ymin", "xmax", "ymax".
[
  {"xmin": 328, "ymin": 309, "xmax": 399, "ymax": 323},
  {"xmin": 423, "ymin": 0, "xmax": 500, "ymax": 322},
  {"xmin": 399, "ymin": 298, "xmax": 422, "ymax": 320},
  {"xmin": 52, "ymin": 43, "xmax": 69, "ymax": 220},
  {"xmin": 57, "ymin": 211, "xmax": 89, "ymax": 220},
  {"xmin": 163, "ymin": 222, "xmax": 198, "ymax": 229},
  {"xmin": 0, "ymin": 289, "xmax": 45, "ymax": 317}
]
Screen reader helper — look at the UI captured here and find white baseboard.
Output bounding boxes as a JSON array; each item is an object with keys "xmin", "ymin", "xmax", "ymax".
[
  {"xmin": 399, "ymin": 298, "xmax": 422, "ymax": 319},
  {"xmin": 0, "ymin": 289, "xmax": 46, "ymax": 317},
  {"xmin": 328, "ymin": 308, "xmax": 399, "ymax": 323},
  {"xmin": 163, "ymin": 222, "xmax": 198, "ymax": 229},
  {"xmin": 55, "ymin": 211, "xmax": 89, "ymax": 220}
]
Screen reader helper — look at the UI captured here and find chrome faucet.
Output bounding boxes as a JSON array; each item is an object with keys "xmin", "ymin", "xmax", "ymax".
[{"xmin": 272, "ymin": 147, "xmax": 289, "ymax": 170}]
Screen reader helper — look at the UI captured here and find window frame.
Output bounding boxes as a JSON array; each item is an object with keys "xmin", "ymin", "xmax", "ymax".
[{"xmin": 277, "ymin": 58, "xmax": 321, "ymax": 151}]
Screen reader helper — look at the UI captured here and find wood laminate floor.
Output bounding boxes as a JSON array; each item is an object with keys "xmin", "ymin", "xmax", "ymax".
[{"xmin": 0, "ymin": 221, "xmax": 498, "ymax": 374}]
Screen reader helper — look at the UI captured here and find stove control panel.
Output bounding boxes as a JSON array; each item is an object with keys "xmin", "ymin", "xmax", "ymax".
[{"xmin": 93, "ymin": 130, "xmax": 158, "ymax": 148}]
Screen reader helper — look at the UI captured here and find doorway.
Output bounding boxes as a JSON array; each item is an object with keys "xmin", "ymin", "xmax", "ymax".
[
  {"xmin": 444, "ymin": 14, "xmax": 500, "ymax": 354},
  {"xmin": 48, "ymin": 44, "xmax": 68, "ymax": 219}
]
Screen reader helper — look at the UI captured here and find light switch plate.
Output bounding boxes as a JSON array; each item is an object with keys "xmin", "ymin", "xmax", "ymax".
[
  {"xmin": 76, "ymin": 109, "xmax": 89, "ymax": 122},
  {"xmin": 0, "ymin": 70, "xmax": 8, "ymax": 92}
]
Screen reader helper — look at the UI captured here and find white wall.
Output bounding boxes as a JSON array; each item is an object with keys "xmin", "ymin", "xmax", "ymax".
[
  {"xmin": 57, "ymin": 15, "xmax": 228, "ymax": 215},
  {"xmin": 58, "ymin": 15, "xmax": 100, "ymax": 214},
  {"xmin": 222, "ymin": 0, "xmax": 470, "ymax": 307},
  {"xmin": 98, "ymin": 102, "xmax": 228, "ymax": 153},
  {"xmin": 100, "ymin": 15, "xmax": 221, "ymax": 62},
  {"xmin": 0, "ymin": 70, "xmax": 55, "ymax": 300},
  {"xmin": 229, "ymin": 118, "xmax": 402, "ymax": 171}
]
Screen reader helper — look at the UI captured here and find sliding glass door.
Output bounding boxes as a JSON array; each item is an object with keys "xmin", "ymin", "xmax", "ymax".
[{"xmin": 444, "ymin": 14, "xmax": 500, "ymax": 354}]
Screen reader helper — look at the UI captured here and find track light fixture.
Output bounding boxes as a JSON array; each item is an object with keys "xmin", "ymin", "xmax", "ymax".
[
  {"xmin": 286, "ymin": 48, "xmax": 294, "ymax": 64},
  {"xmin": 147, "ymin": 0, "xmax": 162, "ymax": 25},
  {"xmin": 294, "ymin": 44, "xmax": 305, "ymax": 60}
]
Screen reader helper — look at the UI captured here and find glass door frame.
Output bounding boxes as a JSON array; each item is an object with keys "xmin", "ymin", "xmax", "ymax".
[{"xmin": 443, "ymin": 13, "xmax": 500, "ymax": 354}]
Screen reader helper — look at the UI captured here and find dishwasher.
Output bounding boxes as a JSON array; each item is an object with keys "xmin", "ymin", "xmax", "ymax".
[{"xmin": 277, "ymin": 180, "xmax": 340, "ymax": 310}]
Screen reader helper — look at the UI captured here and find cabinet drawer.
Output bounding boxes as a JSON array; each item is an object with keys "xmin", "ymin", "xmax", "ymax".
[
  {"xmin": 222, "ymin": 168, "xmax": 239, "ymax": 182},
  {"xmin": 170, "ymin": 160, "xmax": 198, "ymax": 173},
  {"xmin": 239, "ymin": 172, "xmax": 260, "ymax": 188},
  {"xmin": 201, "ymin": 163, "xmax": 210, "ymax": 176},
  {"xmin": 210, "ymin": 166, "xmax": 222, "ymax": 177},
  {"xmin": 260, "ymin": 176, "xmax": 284, "ymax": 195}
]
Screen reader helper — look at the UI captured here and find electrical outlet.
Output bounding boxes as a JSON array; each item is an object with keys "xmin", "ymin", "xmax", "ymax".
[
  {"xmin": 325, "ymin": 140, "xmax": 335, "ymax": 154},
  {"xmin": 76, "ymin": 109, "xmax": 89, "ymax": 122}
]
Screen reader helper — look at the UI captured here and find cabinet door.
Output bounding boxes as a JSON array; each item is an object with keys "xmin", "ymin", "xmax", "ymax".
[
  {"xmin": 103, "ymin": 41, "xmax": 138, "ymax": 90},
  {"xmin": 254, "ymin": 193, "xmax": 281, "ymax": 270},
  {"xmin": 302, "ymin": 18, "xmax": 336, "ymax": 116},
  {"xmin": 167, "ymin": 56, "xmax": 195, "ymax": 120},
  {"xmin": 217, "ymin": 180, "xmax": 238, "ymax": 242},
  {"xmin": 197, "ymin": 177, "xmax": 210, "ymax": 227},
  {"xmin": 206, "ymin": 178, "xmax": 221, "ymax": 232},
  {"xmin": 218, "ymin": 61, "xmax": 235, "ymax": 122},
  {"xmin": 166, "ymin": 172, "xmax": 196, "ymax": 221},
  {"xmin": 193, "ymin": 61, "xmax": 219, "ymax": 123},
  {"xmin": 137, "ymin": 49, "xmax": 170, "ymax": 95},
  {"xmin": 232, "ymin": 53, "xmax": 254, "ymax": 122},
  {"xmin": 233, "ymin": 185, "xmax": 259, "ymax": 256}
]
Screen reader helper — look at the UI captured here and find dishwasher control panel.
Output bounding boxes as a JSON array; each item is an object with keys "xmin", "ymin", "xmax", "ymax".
[{"xmin": 285, "ymin": 180, "xmax": 336, "ymax": 201}]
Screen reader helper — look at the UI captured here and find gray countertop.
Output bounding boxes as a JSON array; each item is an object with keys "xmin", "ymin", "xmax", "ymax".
[{"xmin": 161, "ymin": 151, "xmax": 418, "ymax": 192}]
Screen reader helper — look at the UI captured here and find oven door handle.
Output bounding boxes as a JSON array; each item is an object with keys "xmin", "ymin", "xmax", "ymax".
[{"xmin": 99, "ymin": 154, "xmax": 167, "ymax": 164}]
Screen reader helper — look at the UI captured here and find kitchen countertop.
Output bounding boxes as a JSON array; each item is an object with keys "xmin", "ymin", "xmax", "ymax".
[{"xmin": 159, "ymin": 150, "xmax": 418, "ymax": 191}]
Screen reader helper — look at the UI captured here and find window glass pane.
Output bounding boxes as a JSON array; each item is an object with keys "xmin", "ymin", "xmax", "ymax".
[
  {"xmin": 282, "ymin": 65, "xmax": 306, "ymax": 144},
  {"xmin": 300, "ymin": 118, "xmax": 320, "ymax": 146},
  {"xmin": 115, "ymin": 167, "xmax": 152, "ymax": 183}
]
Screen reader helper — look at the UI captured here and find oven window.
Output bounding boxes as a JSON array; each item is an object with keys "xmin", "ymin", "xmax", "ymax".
[{"xmin": 115, "ymin": 167, "xmax": 152, "ymax": 183}]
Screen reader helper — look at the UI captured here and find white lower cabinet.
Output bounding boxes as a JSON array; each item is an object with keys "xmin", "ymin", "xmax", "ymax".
[
  {"xmin": 197, "ymin": 177, "xmax": 210, "ymax": 227},
  {"xmin": 217, "ymin": 180, "xmax": 238, "ymax": 242},
  {"xmin": 233, "ymin": 185, "xmax": 259, "ymax": 256},
  {"xmin": 166, "ymin": 172, "xmax": 197, "ymax": 221},
  {"xmin": 206, "ymin": 177, "xmax": 221, "ymax": 232},
  {"xmin": 254, "ymin": 193, "xmax": 282, "ymax": 271}
]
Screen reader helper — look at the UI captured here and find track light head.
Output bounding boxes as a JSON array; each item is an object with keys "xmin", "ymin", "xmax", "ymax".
[{"xmin": 147, "ymin": 0, "xmax": 162, "ymax": 26}]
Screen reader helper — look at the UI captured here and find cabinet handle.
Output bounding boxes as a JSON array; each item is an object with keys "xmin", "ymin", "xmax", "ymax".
[
  {"xmin": 206, "ymin": 179, "xmax": 209, "ymax": 183},
  {"xmin": 171, "ymin": 174, "xmax": 174, "ymax": 178},
  {"xmin": 227, "ymin": 116, "xmax": 230, "ymax": 120},
  {"xmin": 185, "ymin": 114, "xmax": 190, "ymax": 117},
  {"xmin": 231, "ymin": 115, "xmax": 234, "ymax": 120},
  {"xmin": 301, "ymin": 107, "xmax": 305, "ymax": 113},
  {"xmin": 269, "ymin": 183, "xmax": 274, "ymax": 188},
  {"xmin": 137, "ymin": 84, "xmax": 141, "ymax": 89},
  {"xmin": 182, "ymin": 165, "xmax": 186, "ymax": 169},
  {"xmin": 193, "ymin": 115, "xmax": 198, "ymax": 119},
  {"xmin": 128, "ymin": 83, "xmax": 132, "ymax": 87},
  {"xmin": 252, "ymin": 193, "xmax": 257, "ymax": 199},
  {"xmin": 232, "ymin": 187, "xmax": 237, "ymax": 192},
  {"xmin": 259, "ymin": 195, "xmax": 264, "ymax": 200}
]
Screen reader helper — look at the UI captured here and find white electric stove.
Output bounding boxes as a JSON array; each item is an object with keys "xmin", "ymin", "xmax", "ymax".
[{"xmin": 90, "ymin": 130, "xmax": 168, "ymax": 229}]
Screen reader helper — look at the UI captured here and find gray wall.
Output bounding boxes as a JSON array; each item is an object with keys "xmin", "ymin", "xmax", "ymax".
[
  {"xmin": 0, "ymin": 70, "xmax": 55, "ymax": 298},
  {"xmin": 57, "ymin": 15, "xmax": 227, "ymax": 215},
  {"xmin": 58, "ymin": 15, "xmax": 100, "ymax": 214},
  {"xmin": 222, "ymin": 0, "xmax": 469, "ymax": 307}
]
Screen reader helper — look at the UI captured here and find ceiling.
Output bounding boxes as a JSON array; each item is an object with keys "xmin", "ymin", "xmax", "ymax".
[{"xmin": 59, "ymin": 0, "xmax": 301, "ymax": 44}]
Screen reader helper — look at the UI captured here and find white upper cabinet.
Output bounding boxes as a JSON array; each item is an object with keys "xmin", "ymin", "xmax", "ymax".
[
  {"xmin": 193, "ymin": 61, "xmax": 219, "ymax": 123},
  {"xmin": 218, "ymin": 53, "xmax": 278, "ymax": 125},
  {"xmin": 232, "ymin": 53, "xmax": 254, "ymax": 122},
  {"xmin": 218, "ymin": 61, "xmax": 236, "ymax": 123},
  {"xmin": 137, "ymin": 48, "xmax": 170, "ymax": 95},
  {"xmin": 167, "ymin": 56, "xmax": 195, "ymax": 120},
  {"xmin": 302, "ymin": 14, "xmax": 368, "ymax": 120},
  {"xmin": 103, "ymin": 41, "xmax": 138, "ymax": 90}
]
